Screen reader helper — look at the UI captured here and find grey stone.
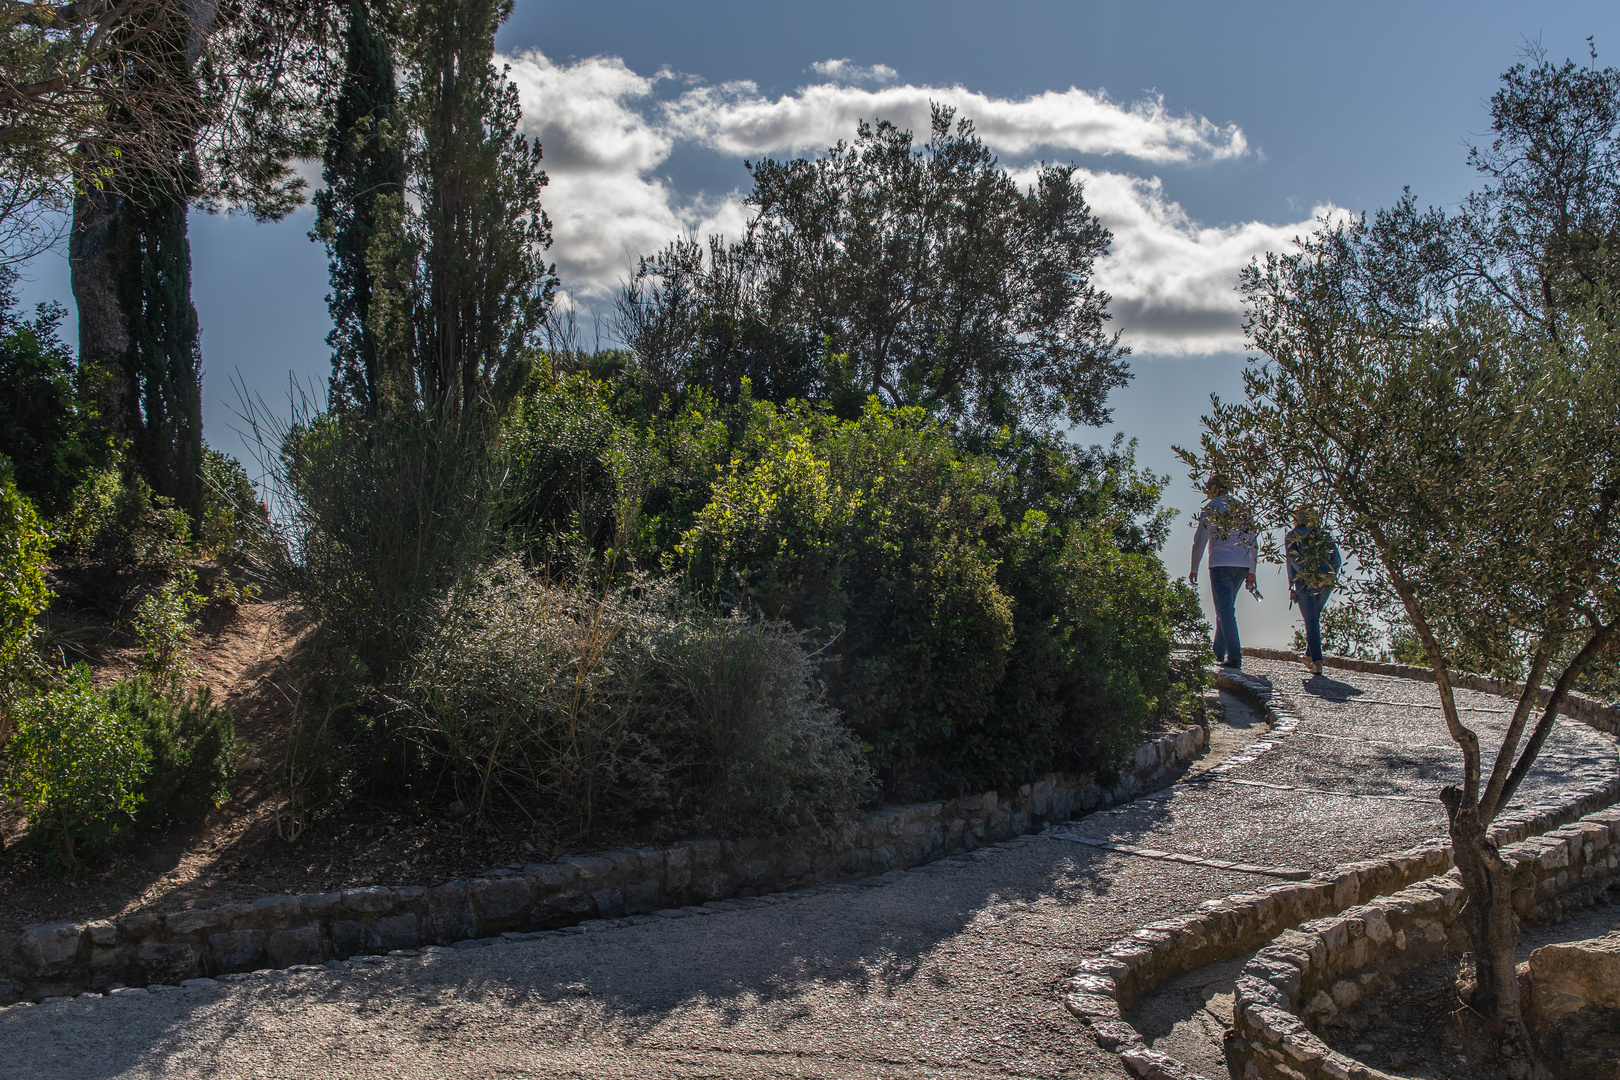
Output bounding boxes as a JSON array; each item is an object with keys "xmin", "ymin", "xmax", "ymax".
[
  {"xmin": 340, "ymin": 886, "xmax": 395, "ymax": 914},
  {"xmin": 265, "ymin": 925, "xmax": 324, "ymax": 968},
  {"xmin": 163, "ymin": 910, "xmax": 221, "ymax": 935},
  {"xmin": 207, "ymin": 930, "xmax": 266, "ymax": 970},
  {"xmin": 368, "ymin": 915, "xmax": 421, "ymax": 952},
  {"xmin": 472, "ymin": 877, "xmax": 530, "ymax": 925},
  {"xmin": 330, "ymin": 921, "xmax": 366, "ymax": 959},
  {"xmin": 591, "ymin": 889, "xmax": 624, "ymax": 918},
  {"xmin": 20, "ymin": 923, "xmax": 82, "ymax": 975},
  {"xmin": 85, "ymin": 921, "xmax": 119, "ymax": 947},
  {"xmin": 427, "ymin": 881, "xmax": 475, "ymax": 942},
  {"xmin": 138, "ymin": 942, "xmax": 201, "ymax": 983},
  {"xmin": 624, "ymin": 879, "xmax": 661, "ymax": 915}
]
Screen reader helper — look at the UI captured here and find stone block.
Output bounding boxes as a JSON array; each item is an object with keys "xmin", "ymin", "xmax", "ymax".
[
  {"xmin": 472, "ymin": 877, "xmax": 531, "ymax": 926},
  {"xmin": 525, "ymin": 861, "xmax": 579, "ymax": 892},
  {"xmin": 207, "ymin": 930, "xmax": 266, "ymax": 971},
  {"xmin": 300, "ymin": 893, "xmax": 341, "ymax": 918},
  {"xmin": 138, "ymin": 942, "xmax": 200, "ymax": 983},
  {"xmin": 368, "ymin": 915, "xmax": 420, "ymax": 952},
  {"xmin": 85, "ymin": 921, "xmax": 119, "ymax": 947},
  {"xmin": 428, "ymin": 881, "xmax": 475, "ymax": 942},
  {"xmin": 591, "ymin": 889, "xmax": 624, "ymax": 918},
  {"xmin": 20, "ymin": 923, "xmax": 82, "ymax": 976},
  {"xmin": 265, "ymin": 925, "xmax": 324, "ymax": 968},
  {"xmin": 624, "ymin": 879, "xmax": 661, "ymax": 915},
  {"xmin": 163, "ymin": 910, "xmax": 221, "ymax": 936},
  {"xmin": 340, "ymin": 886, "xmax": 395, "ymax": 914},
  {"xmin": 540, "ymin": 890, "xmax": 593, "ymax": 923},
  {"xmin": 560, "ymin": 855, "xmax": 615, "ymax": 883},
  {"xmin": 250, "ymin": 894, "xmax": 303, "ymax": 924},
  {"xmin": 119, "ymin": 912, "xmax": 160, "ymax": 940},
  {"xmin": 330, "ymin": 921, "xmax": 366, "ymax": 959}
]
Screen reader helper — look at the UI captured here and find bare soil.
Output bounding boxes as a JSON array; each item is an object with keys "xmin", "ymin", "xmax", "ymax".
[{"xmin": 0, "ymin": 581, "xmax": 589, "ymax": 933}]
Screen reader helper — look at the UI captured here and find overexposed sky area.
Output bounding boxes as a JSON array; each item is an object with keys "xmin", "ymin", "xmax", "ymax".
[{"xmin": 15, "ymin": 0, "xmax": 1620, "ymax": 646}]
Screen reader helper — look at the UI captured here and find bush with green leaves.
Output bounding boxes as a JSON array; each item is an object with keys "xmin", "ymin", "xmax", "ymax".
[
  {"xmin": 53, "ymin": 458, "xmax": 191, "ymax": 572},
  {"xmin": 402, "ymin": 558, "xmax": 872, "ymax": 839},
  {"xmin": 679, "ymin": 400, "xmax": 1016, "ymax": 794},
  {"xmin": 199, "ymin": 448, "xmax": 265, "ymax": 559},
  {"xmin": 2, "ymin": 665, "xmax": 151, "ymax": 867},
  {"xmin": 104, "ymin": 676, "xmax": 235, "ymax": 827},
  {"xmin": 0, "ymin": 266, "xmax": 108, "ymax": 516},
  {"xmin": 132, "ymin": 566, "xmax": 207, "ymax": 677},
  {"xmin": 0, "ymin": 460, "xmax": 51, "ymax": 721}
]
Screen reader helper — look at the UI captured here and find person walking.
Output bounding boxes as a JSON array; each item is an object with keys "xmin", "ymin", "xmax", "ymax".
[
  {"xmin": 1189, "ymin": 475, "xmax": 1258, "ymax": 669},
  {"xmin": 1285, "ymin": 507, "xmax": 1341, "ymax": 676}
]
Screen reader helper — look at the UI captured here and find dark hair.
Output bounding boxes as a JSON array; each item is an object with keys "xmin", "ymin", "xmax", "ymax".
[{"xmin": 1205, "ymin": 474, "xmax": 1229, "ymax": 494}]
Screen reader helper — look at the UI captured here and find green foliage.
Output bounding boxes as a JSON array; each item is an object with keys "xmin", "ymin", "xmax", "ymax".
[
  {"xmin": 2, "ymin": 665, "xmax": 150, "ymax": 867},
  {"xmin": 0, "ymin": 265, "xmax": 107, "ymax": 514},
  {"xmin": 316, "ymin": 0, "xmax": 407, "ymax": 413},
  {"xmin": 104, "ymin": 676, "xmax": 235, "ymax": 827},
  {"xmin": 198, "ymin": 448, "xmax": 264, "ymax": 559},
  {"xmin": 54, "ymin": 455, "xmax": 192, "ymax": 571},
  {"xmin": 112, "ymin": 188, "xmax": 205, "ymax": 521},
  {"xmin": 132, "ymin": 566, "xmax": 206, "ymax": 677},
  {"xmin": 0, "ymin": 460, "xmax": 50, "ymax": 683},
  {"xmin": 403, "ymin": 559, "xmax": 872, "ymax": 839},
  {"xmin": 619, "ymin": 105, "xmax": 1129, "ymax": 432},
  {"xmin": 266, "ymin": 407, "xmax": 496, "ymax": 687}
]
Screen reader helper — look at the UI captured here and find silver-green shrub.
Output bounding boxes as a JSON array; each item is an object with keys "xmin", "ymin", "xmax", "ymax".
[{"xmin": 403, "ymin": 558, "xmax": 872, "ymax": 840}]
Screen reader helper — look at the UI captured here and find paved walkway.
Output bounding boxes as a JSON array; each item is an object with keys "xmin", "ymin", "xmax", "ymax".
[{"xmin": 2, "ymin": 660, "xmax": 1615, "ymax": 1079}]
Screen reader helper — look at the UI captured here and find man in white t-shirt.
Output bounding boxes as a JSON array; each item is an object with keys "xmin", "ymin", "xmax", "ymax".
[{"xmin": 1188, "ymin": 475, "xmax": 1258, "ymax": 669}]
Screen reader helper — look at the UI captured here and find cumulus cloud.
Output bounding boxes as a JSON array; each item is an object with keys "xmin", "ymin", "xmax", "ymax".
[
  {"xmin": 661, "ymin": 80, "xmax": 1247, "ymax": 163},
  {"xmin": 809, "ymin": 58, "xmax": 899, "ymax": 85},
  {"xmin": 1073, "ymin": 172, "xmax": 1342, "ymax": 355},
  {"xmin": 502, "ymin": 49, "xmax": 1327, "ymax": 355}
]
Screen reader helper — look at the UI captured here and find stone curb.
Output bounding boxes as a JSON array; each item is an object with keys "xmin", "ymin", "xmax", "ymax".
[
  {"xmin": 0, "ymin": 709, "xmax": 1214, "ymax": 1003},
  {"xmin": 1065, "ymin": 669, "xmax": 1620, "ymax": 1080},
  {"xmin": 1228, "ymin": 805, "xmax": 1620, "ymax": 1080},
  {"xmin": 1242, "ymin": 646, "xmax": 1620, "ymax": 737}
]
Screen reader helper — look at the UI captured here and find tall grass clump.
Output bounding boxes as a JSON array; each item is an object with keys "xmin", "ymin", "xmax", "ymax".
[{"xmin": 403, "ymin": 558, "xmax": 872, "ymax": 840}]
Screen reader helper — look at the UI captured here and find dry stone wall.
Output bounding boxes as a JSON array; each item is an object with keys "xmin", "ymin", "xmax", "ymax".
[
  {"xmin": 0, "ymin": 721, "xmax": 1210, "ymax": 1003},
  {"xmin": 1228, "ymin": 806, "xmax": 1620, "ymax": 1080}
]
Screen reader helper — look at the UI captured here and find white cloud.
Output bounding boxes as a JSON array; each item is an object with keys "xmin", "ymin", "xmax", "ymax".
[
  {"xmin": 809, "ymin": 58, "xmax": 899, "ymax": 85},
  {"xmin": 502, "ymin": 49, "xmax": 1329, "ymax": 355},
  {"xmin": 1068, "ymin": 171, "xmax": 1344, "ymax": 356},
  {"xmin": 662, "ymin": 81, "xmax": 1247, "ymax": 163}
]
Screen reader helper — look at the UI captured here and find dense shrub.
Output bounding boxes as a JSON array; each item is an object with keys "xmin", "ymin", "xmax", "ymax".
[
  {"xmin": 104, "ymin": 677, "xmax": 236, "ymax": 827},
  {"xmin": 2, "ymin": 666, "xmax": 150, "ymax": 867},
  {"xmin": 402, "ymin": 558, "xmax": 872, "ymax": 838},
  {"xmin": 0, "ymin": 461, "xmax": 51, "ymax": 721},
  {"xmin": 0, "ymin": 267, "xmax": 106, "ymax": 516},
  {"xmin": 53, "ymin": 459, "xmax": 191, "ymax": 572},
  {"xmin": 199, "ymin": 448, "xmax": 265, "ymax": 558},
  {"xmin": 679, "ymin": 401, "xmax": 1017, "ymax": 794},
  {"xmin": 273, "ymin": 410, "xmax": 496, "ymax": 685}
]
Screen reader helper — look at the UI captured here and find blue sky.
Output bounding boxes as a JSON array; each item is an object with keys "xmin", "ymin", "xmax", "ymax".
[{"xmin": 15, "ymin": 1, "xmax": 1619, "ymax": 646}]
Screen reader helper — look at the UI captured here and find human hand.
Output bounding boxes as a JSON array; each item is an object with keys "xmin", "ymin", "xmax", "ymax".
[
  {"xmin": 1246, "ymin": 573, "xmax": 1256, "ymax": 589},
  {"xmin": 1188, "ymin": 572, "xmax": 1197, "ymax": 584}
]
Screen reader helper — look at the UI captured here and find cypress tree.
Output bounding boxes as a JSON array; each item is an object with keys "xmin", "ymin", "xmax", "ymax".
[
  {"xmin": 113, "ymin": 193, "xmax": 204, "ymax": 518},
  {"xmin": 315, "ymin": 0, "xmax": 406, "ymax": 412},
  {"xmin": 403, "ymin": 0, "xmax": 554, "ymax": 425}
]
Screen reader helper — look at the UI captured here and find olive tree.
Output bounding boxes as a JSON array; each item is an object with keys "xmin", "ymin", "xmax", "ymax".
[{"xmin": 1181, "ymin": 51, "xmax": 1620, "ymax": 1066}]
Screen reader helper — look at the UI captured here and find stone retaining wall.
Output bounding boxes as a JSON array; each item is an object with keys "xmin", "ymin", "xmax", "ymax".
[
  {"xmin": 1066, "ymin": 670, "xmax": 1620, "ymax": 1080},
  {"xmin": 1243, "ymin": 646, "xmax": 1620, "ymax": 737},
  {"xmin": 0, "ymin": 720, "xmax": 1211, "ymax": 1003},
  {"xmin": 1228, "ymin": 806, "xmax": 1620, "ymax": 1080}
]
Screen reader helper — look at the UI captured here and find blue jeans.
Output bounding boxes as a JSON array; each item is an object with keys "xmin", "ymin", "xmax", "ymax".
[
  {"xmin": 1296, "ymin": 583, "xmax": 1334, "ymax": 663},
  {"xmin": 1209, "ymin": 565, "xmax": 1248, "ymax": 664}
]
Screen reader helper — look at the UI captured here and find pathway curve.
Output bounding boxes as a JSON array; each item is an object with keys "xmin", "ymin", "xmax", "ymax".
[{"xmin": 2, "ymin": 659, "xmax": 1615, "ymax": 1080}]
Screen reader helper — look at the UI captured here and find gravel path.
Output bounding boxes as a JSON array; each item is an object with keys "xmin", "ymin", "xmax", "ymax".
[{"xmin": 3, "ymin": 659, "xmax": 1615, "ymax": 1079}]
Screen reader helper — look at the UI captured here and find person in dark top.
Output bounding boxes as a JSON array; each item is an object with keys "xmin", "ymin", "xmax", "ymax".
[{"xmin": 1285, "ymin": 508, "xmax": 1341, "ymax": 676}]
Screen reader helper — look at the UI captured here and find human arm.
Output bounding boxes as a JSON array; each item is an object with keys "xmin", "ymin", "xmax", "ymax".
[{"xmin": 1189, "ymin": 511, "xmax": 1210, "ymax": 583}]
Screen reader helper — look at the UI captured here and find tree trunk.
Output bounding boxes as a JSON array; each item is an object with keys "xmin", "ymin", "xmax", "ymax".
[
  {"xmin": 68, "ymin": 187, "xmax": 136, "ymax": 443},
  {"xmin": 1444, "ymin": 788, "xmax": 1547, "ymax": 1079}
]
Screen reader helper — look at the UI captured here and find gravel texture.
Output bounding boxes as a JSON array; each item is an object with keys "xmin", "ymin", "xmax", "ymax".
[{"xmin": 2, "ymin": 659, "xmax": 1613, "ymax": 1080}]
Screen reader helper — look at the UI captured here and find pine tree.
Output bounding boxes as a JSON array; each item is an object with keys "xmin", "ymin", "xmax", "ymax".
[{"xmin": 315, "ymin": 0, "xmax": 406, "ymax": 413}]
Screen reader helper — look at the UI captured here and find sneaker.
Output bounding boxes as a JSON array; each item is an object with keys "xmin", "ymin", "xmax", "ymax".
[
  {"xmin": 1311, "ymin": 660, "xmax": 1324, "ymax": 676},
  {"xmin": 1219, "ymin": 659, "xmax": 1242, "ymax": 670}
]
